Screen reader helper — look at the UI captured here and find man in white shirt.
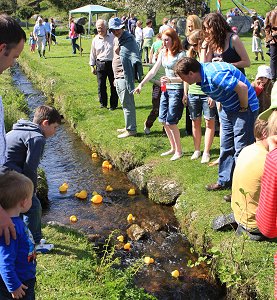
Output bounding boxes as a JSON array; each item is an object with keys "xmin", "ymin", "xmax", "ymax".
[
  {"xmin": 89, "ymin": 19, "xmax": 118, "ymax": 110},
  {"xmin": 0, "ymin": 14, "xmax": 26, "ymax": 244}
]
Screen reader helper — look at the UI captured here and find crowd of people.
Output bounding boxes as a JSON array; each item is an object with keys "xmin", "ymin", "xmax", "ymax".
[{"xmin": 0, "ymin": 8, "xmax": 276, "ymax": 299}]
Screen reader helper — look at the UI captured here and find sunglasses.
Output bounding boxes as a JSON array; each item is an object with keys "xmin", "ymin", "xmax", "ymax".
[{"xmin": 189, "ymin": 42, "xmax": 198, "ymax": 47}]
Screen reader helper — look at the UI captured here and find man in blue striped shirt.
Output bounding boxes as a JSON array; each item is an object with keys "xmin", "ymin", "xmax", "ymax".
[{"xmin": 175, "ymin": 57, "xmax": 259, "ymax": 192}]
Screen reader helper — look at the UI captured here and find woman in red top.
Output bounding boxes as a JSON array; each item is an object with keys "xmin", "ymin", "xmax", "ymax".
[{"xmin": 69, "ymin": 17, "xmax": 81, "ymax": 54}]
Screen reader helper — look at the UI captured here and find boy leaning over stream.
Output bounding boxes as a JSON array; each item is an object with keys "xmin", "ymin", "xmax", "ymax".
[
  {"xmin": 2, "ymin": 105, "xmax": 61, "ymax": 253},
  {"xmin": 0, "ymin": 14, "xmax": 26, "ymax": 246}
]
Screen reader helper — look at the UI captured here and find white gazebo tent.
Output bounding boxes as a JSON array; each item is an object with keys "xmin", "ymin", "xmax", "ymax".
[{"xmin": 69, "ymin": 4, "xmax": 117, "ymax": 34}]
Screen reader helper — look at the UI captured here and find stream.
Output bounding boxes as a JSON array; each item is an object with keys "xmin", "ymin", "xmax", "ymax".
[{"xmin": 11, "ymin": 65, "xmax": 225, "ymax": 300}]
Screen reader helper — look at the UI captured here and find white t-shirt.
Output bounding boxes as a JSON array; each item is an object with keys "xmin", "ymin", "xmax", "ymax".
[
  {"xmin": 143, "ymin": 27, "xmax": 154, "ymax": 39},
  {"xmin": 135, "ymin": 27, "xmax": 143, "ymax": 43}
]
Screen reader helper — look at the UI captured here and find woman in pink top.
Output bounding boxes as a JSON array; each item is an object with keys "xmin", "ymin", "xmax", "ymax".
[{"xmin": 69, "ymin": 17, "xmax": 81, "ymax": 54}]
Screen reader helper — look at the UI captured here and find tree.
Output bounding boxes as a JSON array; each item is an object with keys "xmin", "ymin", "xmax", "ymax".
[{"xmin": 17, "ymin": 5, "xmax": 34, "ymax": 29}]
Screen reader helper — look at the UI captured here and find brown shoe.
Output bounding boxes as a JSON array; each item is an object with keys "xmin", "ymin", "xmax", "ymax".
[
  {"xmin": 205, "ymin": 182, "xmax": 224, "ymax": 191},
  {"xmin": 223, "ymin": 194, "xmax": 231, "ymax": 202}
]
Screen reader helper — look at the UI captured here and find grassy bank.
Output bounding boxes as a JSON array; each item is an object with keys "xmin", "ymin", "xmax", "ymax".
[{"xmin": 17, "ymin": 35, "xmax": 276, "ymax": 299}]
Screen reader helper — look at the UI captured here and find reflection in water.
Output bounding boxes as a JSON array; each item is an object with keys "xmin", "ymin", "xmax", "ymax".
[{"xmin": 12, "ymin": 66, "xmax": 225, "ymax": 299}]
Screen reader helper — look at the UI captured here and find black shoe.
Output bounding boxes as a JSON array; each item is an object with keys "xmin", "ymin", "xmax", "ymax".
[
  {"xmin": 109, "ymin": 107, "xmax": 116, "ymax": 111},
  {"xmin": 255, "ymin": 57, "xmax": 258, "ymax": 61},
  {"xmin": 212, "ymin": 213, "xmax": 237, "ymax": 231},
  {"xmin": 100, "ymin": 104, "xmax": 107, "ymax": 108},
  {"xmin": 223, "ymin": 194, "xmax": 231, "ymax": 202}
]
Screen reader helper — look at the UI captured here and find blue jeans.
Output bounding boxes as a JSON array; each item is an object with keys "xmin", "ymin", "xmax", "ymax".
[
  {"xmin": 218, "ymin": 108, "xmax": 258, "ymax": 187},
  {"xmin": 0, "ymin": 278, "xmax": 36, "ymax": 300},
  {"xmin": 22, "ymin": 194, "xmax": 42, "ymax": 244},
  {"xmin": 159, "ymin": 89, "xmax": 184, "ymax": 125},
  {"xmin": 188, "ymin": 94, "xmax": 216, "ymax": 120},
  {"xmin": 115, "ymin": 78, "xmax": 136, "ymax": 131}
]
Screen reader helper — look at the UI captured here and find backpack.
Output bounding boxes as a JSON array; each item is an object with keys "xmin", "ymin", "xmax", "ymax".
[{"xmin": 74, "ymin": 23, "xmax": 85, "ymax": 34}]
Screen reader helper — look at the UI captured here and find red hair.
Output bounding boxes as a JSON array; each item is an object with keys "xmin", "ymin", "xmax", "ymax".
[{"xmin": 162, "ymin": 28, "xmax": 183, "ymax": 56}]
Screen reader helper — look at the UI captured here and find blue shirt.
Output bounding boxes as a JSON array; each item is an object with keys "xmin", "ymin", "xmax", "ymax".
[
  {"xmin": 200, "ymin": 62, "xmax": 259, "ymax": 112},
  {"xmin": 0, "ymin": 217, "xmax": 36, "ymax": 292}
]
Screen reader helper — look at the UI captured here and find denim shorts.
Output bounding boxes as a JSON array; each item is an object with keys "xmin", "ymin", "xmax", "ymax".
[
  {"xmin": 159, "ymin": 89, "xmax": 184, "ymax": 125},
  {"xmin": 188, "ymin": 94, "xmax": 216, "ymax": 120}
]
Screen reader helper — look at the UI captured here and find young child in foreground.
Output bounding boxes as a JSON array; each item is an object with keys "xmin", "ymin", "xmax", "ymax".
[{"xmin": 0, "ymin": 171, "xmax": 36, "ymax": 300}]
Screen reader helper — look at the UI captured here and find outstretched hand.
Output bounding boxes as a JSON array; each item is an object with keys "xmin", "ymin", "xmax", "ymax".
[
  {"xmin": 0, "ymin": 206, "xmax": 16, "ymax": 245},
  {"xmin": 133, "ymin": 84, "xmax": 142, "ymax": 94}
]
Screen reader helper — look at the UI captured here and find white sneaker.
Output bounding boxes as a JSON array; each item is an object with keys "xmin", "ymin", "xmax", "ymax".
[
  {"xmin": 36, "ymin": 239, "xmax": 54, "ymax": 254},
  {"xmin": 117, "ymin": 130, "xmax": 137, "ymax": 138},
  {"xmin": 191, "ymin": 150, "xmax": 201, "ymax": 160},
  {"xmin": 117, "ymin": 128, "xmax": 126, "ymax": 133},
  {"xmin": 170, "ymin": 152, "xmax": 184, "ymax": 161},
  {"xmin": 161, "ymin": 149, "xmax": 175, "ymax": 156},
  {"xmin": 201, "ymin": 153, "xmax": 211, "ymax": 164},
  {"xmin": 144, "ymin": 122, "xmax": 151, "ymax": 135}
]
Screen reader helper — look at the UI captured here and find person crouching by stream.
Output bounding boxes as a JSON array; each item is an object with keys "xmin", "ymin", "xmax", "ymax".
[
  {"xmin": 109, "ymin": 17, "xmax": 142, "ymax": 138},
  {"xmin": 2, "ymin": 105, "xmax": 61, "ymax": 252}
]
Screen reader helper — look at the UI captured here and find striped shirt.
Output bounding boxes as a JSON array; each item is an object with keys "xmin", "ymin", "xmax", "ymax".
[
  {"xmin": 256, "ymin": 148, "xmax": 277, "ymax": 299},
  {"xmin": 200, "ymin": 62, "xmax": 259, "ymax": 112}
]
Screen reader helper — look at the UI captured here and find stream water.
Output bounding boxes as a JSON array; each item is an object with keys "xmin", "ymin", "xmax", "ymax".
[{"xmin": 11, "ymin": 65, "xmax": 225, "ymax": 299}]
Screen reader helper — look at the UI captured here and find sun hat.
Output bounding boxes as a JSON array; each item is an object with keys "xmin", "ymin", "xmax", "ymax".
[
  {"xmin": 256, "ymin": 65, "xmax": 273, "ymax": 80},
  {"xmin": 108, "ymin": 17, "xmax": 124, "ymax": 30},
  {"xmin": 258, "ymin": 82, "xmax": 277, "ymax": 121}
]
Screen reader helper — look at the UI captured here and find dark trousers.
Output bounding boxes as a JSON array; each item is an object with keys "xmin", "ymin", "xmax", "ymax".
[
  {"xmin": 145, "ymin": 84, "xmax": 161, "ymax": 128},
  {"xmin": 270, "ymin": 43, "xmax": 277, "ymax": 81},
  {"xmin": 185, "ymin": 106, "xmax": 192, "ymax": 135},
  {"xmin": 96, "ymin": 60, "xmax": 118, "ymax": 108},
  {"xmin": 71, "ymin": 37, "xmax": 80, "ymax": 54},
  {"xmin": 0, "ymin": 278, "xmax": 36, "ymax": 300}
]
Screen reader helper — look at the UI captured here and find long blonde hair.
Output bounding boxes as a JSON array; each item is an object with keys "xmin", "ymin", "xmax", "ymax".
[
  {"xmin": 185, "ymin": 15, "xmax": 202, "ymax": 36},
  {"xmin": 187, "ymin": 29, "xmax": 204, "ymax": 58}
]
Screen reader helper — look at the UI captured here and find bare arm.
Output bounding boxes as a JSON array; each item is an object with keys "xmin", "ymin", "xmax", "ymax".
[
  {"xmin": 234, "ymin": 81, "xmax": 248, "ymax": 108},
  {"xmin": 134, "ymin": 54, "xmax": 162, "ymax": 94},
  {"xmin": 200, "ymin": 40, "xmax": 213, "ymax": 62},
  {"xmin": 0, "ymin": 205, "xmax": 16, "ymax": 245},
  {"xmin": 231, "ymin": 35, "xmax": 250, "ymax": 69}
]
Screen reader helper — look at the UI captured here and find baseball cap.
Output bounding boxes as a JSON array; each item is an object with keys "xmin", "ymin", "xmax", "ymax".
[
  {"xmin": 108, "ymin": 17, "xmax": 124, "ymax": 30},
  {"xmin": 258, "ymin": 82, "xmax": 277, "ymax": 121}
]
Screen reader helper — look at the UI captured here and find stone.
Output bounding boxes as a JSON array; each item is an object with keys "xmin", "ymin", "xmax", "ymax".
[
  {"xmin": 126, "ymin": 224, "xmax": 146, "ymax": 241},
  {"xmin": 140, "ymin": 220, "xmax": 162, "ymax": 233},
  {"xmin": 127, "ymin": 164, "xmax": 154, "ymax": 193},
  {"xmin": 147, "ymin": 179, "xmax": 182, "ymax": 205}
]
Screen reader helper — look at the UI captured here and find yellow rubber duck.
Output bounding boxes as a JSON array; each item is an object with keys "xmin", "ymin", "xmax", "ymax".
[
  {"xmin": 128, "ymin": 188, "xmax": 136, "ymax": 196},
  {"xmin": 117, "ymin": 235, "xmax": 124, "ymax": 243},
  {"xmin": 70, "ymin": 215, "xmax": 78, "ymax": 223},
  {"xmin": 144, "ymin": 257, "xmax": 155, "ymax": 265},
  {"xmin": 106, "ymin": 185, "xmax": 113, "ymax": 192},
  {"xmin": 123, "ymin": 242, "xmax": 131, "ymax": 250},
  {"xmin": 127, "ymin": 214, "xmax": 135, "ymax": 222},
  {"xmin": 102, "ymin": 160, "xmax": 110, "ymax": 168},
  {"xmin": 91, "ymin": 152, "xmax": 98, "ymax": 158},
  {"xmin": 59, "ymin": 182, "xmax": 68, "ymax": 193},
  {"xmin": 171, "ymin": 270, "xmax": 180, "ymax": 278},
  {"xmin": 75, "ymin": 190, "xmax": 87, "ymax": 200},
  {"xmin": 91, "ymin": 194, "xmax": 103, "ymax": 204}
]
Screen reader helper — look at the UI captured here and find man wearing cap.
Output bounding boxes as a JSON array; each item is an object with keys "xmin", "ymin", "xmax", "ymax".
[
  {"xmin": 89, "ymin": 19, "xmax": 118, "ymax": 110},
  {"xmin": 174, "ymin": 57, "xmax": 259, "ymax": 192},
  {"xmin": 108, "ymin": 17, "xmax": 142, "ymax": 138},
  {"xmin": 256, "ymin": 82, "xmax": 277, "ymax": 298}
]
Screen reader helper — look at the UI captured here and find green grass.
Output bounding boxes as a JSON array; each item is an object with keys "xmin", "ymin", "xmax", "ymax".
[
  {"xmin": 36, "ymin": 225, "xmax": 155, "ymax": 300},
  {"xmin": 17, "ymin": 34, "xmax": 276, "ymax": 299}
]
